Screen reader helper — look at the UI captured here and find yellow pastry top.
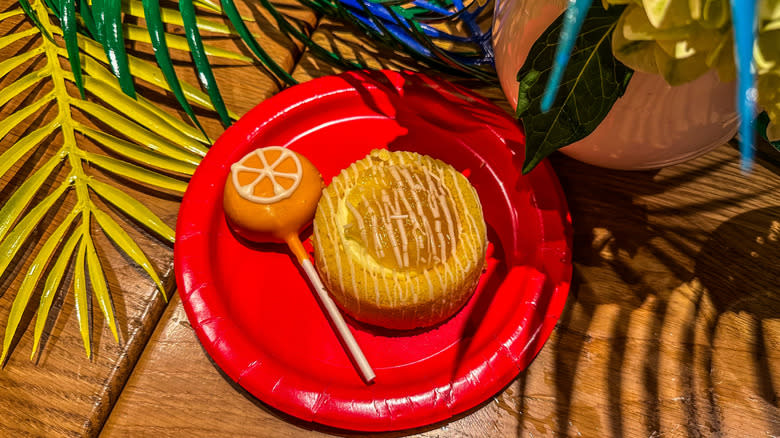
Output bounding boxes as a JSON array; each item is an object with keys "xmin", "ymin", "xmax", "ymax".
[{"xmin": 313, "ymin": 149, "xmax": 487, "ymax": 330}]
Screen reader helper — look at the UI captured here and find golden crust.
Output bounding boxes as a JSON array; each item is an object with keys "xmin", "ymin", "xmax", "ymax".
[{"xmin": 313, "ymin": 149, "xmax": 487, "ymax": 330}]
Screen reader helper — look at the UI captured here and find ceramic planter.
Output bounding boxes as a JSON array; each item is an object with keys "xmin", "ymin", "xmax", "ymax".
[{"xmin": 492, "ymin": 0, "xmax": 739, "ymax": 170}]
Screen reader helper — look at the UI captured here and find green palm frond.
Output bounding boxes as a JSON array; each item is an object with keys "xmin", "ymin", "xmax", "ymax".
[
  {"xmin": 46, "ymin": 0, "xmax": 492, "ymax": 124},
  {"xmin": 2, "ymin": 0, "xmax": 494, "ymax": 365},
  {"xmin": 0, "ymin": 0, "xmax": 240, "ymax": 362}
]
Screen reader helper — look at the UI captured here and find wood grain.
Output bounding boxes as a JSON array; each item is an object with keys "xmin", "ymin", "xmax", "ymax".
[
  {"xmin": 0, "ymin": 0, "xmax": 313, "ymax": 435},
  {"xmin": 103, "ymin": 15, "xmax": 780, "ymax": 438},
  {"xmin": 100, "ymin": 146, "xmax": 780, "ymax": 438}
]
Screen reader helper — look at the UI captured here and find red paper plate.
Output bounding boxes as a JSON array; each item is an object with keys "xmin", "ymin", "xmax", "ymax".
[{"xmin": 175, "ymin": 70, "xmax": 572, "ymax": 431}]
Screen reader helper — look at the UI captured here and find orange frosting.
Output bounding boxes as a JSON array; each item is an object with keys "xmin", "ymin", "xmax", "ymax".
[{"xmin": 223, "ymin": 147, "xmax": 323, "ymax": 255}]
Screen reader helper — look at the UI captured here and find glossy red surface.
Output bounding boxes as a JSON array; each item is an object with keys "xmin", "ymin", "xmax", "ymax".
[{"xmin": 174, "ymin": 70, "xmax": 573, "ymax": 431}]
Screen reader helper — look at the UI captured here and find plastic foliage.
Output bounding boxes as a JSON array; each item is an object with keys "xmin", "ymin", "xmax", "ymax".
[
  {"xmin": 321, "ymin": 0, "xmax": 496, "ymax": 80},
  {"xmin": 2, "ymin": 0, "xmax": 494, "ymax": 363},
  {"xmin": 0, "ymin": 0, "xmax": 239, "ymax": 362},
  {"xmin": 536, "ymin": 0, "xmax": 778, "ymax": 172},
  {"xmin": 516, "ymin": 3, "xmax": 632, "ymax": 174},
  {"xmin": 42, "ymin": 0, "xmax": 495, "ymax": 133}
]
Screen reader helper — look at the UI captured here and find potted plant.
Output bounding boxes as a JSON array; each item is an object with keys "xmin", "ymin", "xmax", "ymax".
[{"xmin": 492, "ymin": 0, "xmax": 779, "ymax": 171}]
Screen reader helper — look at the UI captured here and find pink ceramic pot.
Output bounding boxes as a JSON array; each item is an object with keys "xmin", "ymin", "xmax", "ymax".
[{"xmin": 492, "ymin": 0, "xmax": 739, "ymax": 170}]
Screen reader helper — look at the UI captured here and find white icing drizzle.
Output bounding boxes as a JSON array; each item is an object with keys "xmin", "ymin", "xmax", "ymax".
[
  {"xmin": 379, "ymin": 191, "xmax": 404, "ymax": 268},
  {"xmin": 390, "ymin": 190, "xmax": 410, "ymax": 268},
  {"xmin": 349, "ymin": 251, "xmax": 359, "ymax": 313},
  {"xmin": 230, "ymin": 146, "xmax": 302, "ymax": 204},
  {"xmin": 451, "ymin": 170, "xmax": 481, "ymax": 262},
  {"xmin": 438, "ymin": 193, "xmax": 456, "ymax": 257},
  {"xmin": 323, "ymin": 190, "xmax": 345, "ymax": 294},
  {"xmin": 346, "ymin": 202, "xmax": 369, "ymax": 252},
  {"xmin": 316, "ymin": 150, "xmax": 486, "ymax": 320},
  {"xmin": 370, "ymin": 213, "xmax": 385, "ymax": 259},
  {"xmin": 394, "ymin": 280, "xmax": 405, "ymax": 308},
  {"xmin": 423, "ymin": 269, "xmax": 434, "ymax": 300}
]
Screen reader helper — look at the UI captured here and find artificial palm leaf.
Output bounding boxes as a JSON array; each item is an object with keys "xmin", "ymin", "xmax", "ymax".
[
  {"xmin": 18, "ymin": 0, "xmax": 250, "ymax": 136},
  {"xmin": 0, "ymin": 0, "xmax": 245, "ymax": 362},
  {"xmin": 224, "ymin": 0, "xmax": 495, "ymax": 81},
  {"xmin": 44, "ymin": 0, "xmax": 494, "ymax": 123},
  {"xmin": 539, "ymin": 0, "xmax": 767, "ymax": 171},
  {"xmin": 2, "ymin": 0, "xmax": 496, "ymax": 364}
]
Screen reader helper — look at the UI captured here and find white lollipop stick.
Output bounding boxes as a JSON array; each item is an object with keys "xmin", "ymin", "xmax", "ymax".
[
  {"xmin": 228, "ymin": 146, "xmax": 374, "ymax": 383},
  {"xmin": 300, "ymin": 258, "xmax": 376, "ymax": 383}
]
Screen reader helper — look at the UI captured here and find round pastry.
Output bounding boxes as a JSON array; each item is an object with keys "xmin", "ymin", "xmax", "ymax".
[
  {"xmin": 313, "ymin": 149, "xmax": 487, "ymax": 330},
  {"xmin": 224, "ymin": 146, "xmax": 323, "ymax": 243}
]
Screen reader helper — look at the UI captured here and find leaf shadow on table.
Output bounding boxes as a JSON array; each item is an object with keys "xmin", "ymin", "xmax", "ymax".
[
  {"xmin": 0, "ymin": 100, "xmax": 68, "ymax": 365},
  {"xmin": 538, "ymin": 154, "xmax": 663, "ymax": 438},
  {"xmin": 508, "ymin": 147, "xmax": 780, "ymax": 438},
  {"xmin": 694, "ymin": 206, "xmax": 780, "ymax": 426},
  {"xmin": 0, "ymin": 194, "xmax": 70, "ymax": 367}
]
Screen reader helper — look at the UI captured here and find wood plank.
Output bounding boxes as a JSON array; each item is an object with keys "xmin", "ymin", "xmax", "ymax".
[
  {"xmin": 104, "ymin": 15, "xmax": 780, "ymax": 437},
  {"xmin": 0, "ymin": 0, "xmax": 314, "ymax": 435},
  {"xmin": 100, "ymin": 144, "xmax": 780, "ymax": 438}
]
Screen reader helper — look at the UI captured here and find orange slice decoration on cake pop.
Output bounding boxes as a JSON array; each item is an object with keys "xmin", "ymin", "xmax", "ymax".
[
  {"xmin": 223, "ymin": 146, "xmax": 323, "ymax": 247},
  {"xmin": 230, "ymin": 146, "xmax": 303, "ymax": 204}
]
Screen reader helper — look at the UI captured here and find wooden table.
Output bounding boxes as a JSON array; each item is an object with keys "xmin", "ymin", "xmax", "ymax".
[{"xmin": 1, "ymin": 2, "xmax": 778, "ymax": 436}]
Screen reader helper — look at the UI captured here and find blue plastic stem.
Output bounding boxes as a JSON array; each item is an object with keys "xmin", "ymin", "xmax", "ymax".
[
  {"xmin": 339, "ymin": 0, "xmax": 493, "ymax": 65},
  {"xmin": 541, "ymin": 0, "xmax": 592, "ymax": 112},
  {"xmin": 730, "ymin": 0, "xmax": 757, "ymax": 172}
]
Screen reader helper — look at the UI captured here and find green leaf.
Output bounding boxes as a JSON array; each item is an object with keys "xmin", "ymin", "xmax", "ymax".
[
  {"xmin": 79, "ymin": 0, "xmax": 99, "ymax": 39},
  {"xmin": 756, "ymin": 111, "xmax": 780, "ymax": 152},
  {"xmin": 219, "ymin": 0, "xmax": 297, "ymax": 86},
  {"xmin": 98, "ymin": 0, "xmax": 136, "ymax": 97},
  {"xmin": 256, "ymin": 0, "xmax": 362, "ymax": 71},
  {"xmin": 140, "ymin": 0, "xmax": 207, "ymax": 137},
  {"xmin": 60, "ymin": 0, "xmax": 85, "ymax": 98},
  {"xmin": 180, "ymin": 0, "xmax": 231, "ymax": 126},
  {"xmin": 92, "ymin": 0, "xmax": 106, "ymax": 40},
  {"xmin": 87, "ymin": 176, "xmax": 176, "ymax": 243},
  {"xmin": 85, "ymin": 233, "xmax": 118, "ymax": 342},
  {"xmin": 92, "ymin": 208, "xmax": 168, "ymax": 300},
  {"xmin": 31, "ymin": 229, "xmax": 82, "ymax": 359},
  {"xmin": 0, "ymin": 209, "xmax": 79, "ymax": 365},
  {"xmin": 516, "ymin": 4, "xmax": 633, "ymax": 173}
]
